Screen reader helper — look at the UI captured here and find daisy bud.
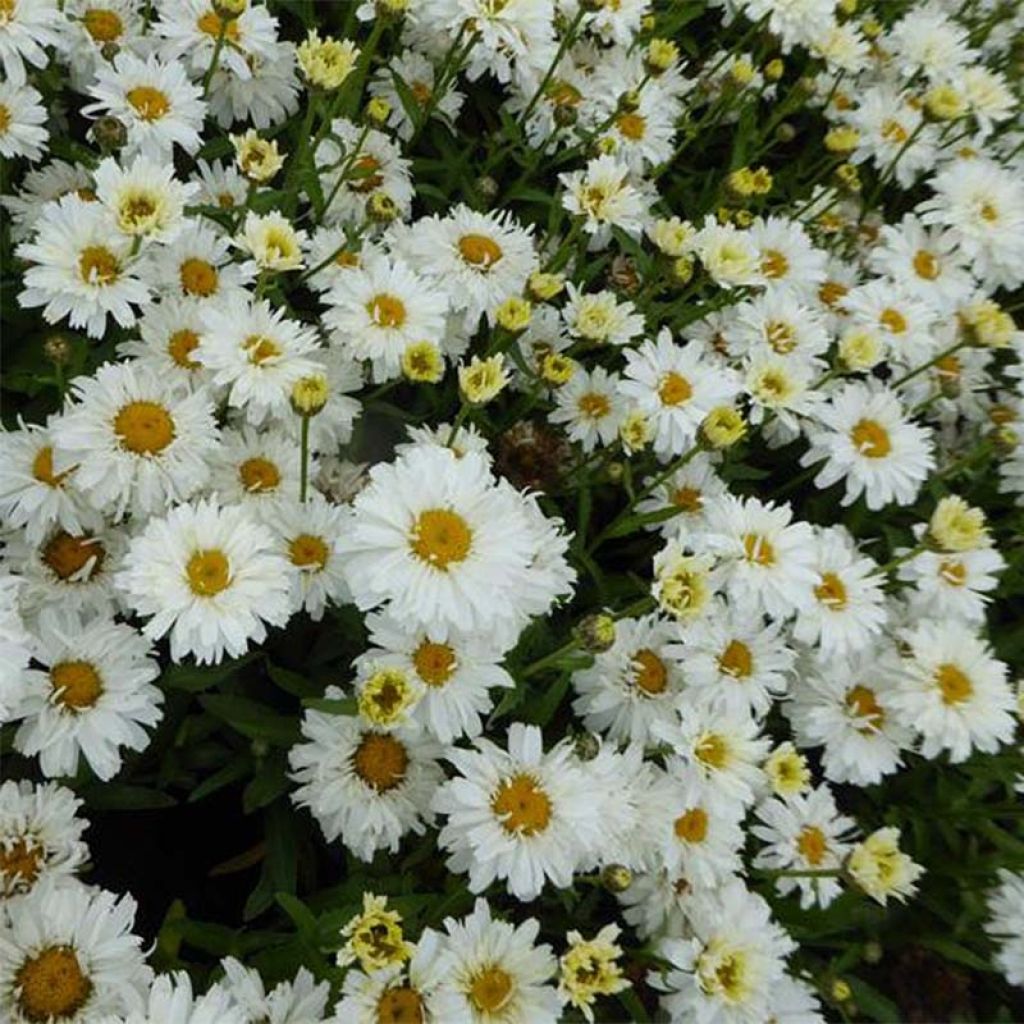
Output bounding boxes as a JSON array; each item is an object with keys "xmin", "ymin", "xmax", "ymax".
[
  {"xmin": 619, "ymin": 409, "xmax": 652, "ymax": 454},
  {"xmin": 100, "ymin": 40, "xmax": 120, "ymax": 62},
  {"xmin": 291, "ymin": 373, "xmax": 330, "ymax": 417},
  {"xmin": 834, "ymin": 162, "xmax": 861, "ymax": 192},
  {"xmin": 337, "ymin": 894, "xmax": 413, "ymax": 972},
  {"xmin": 653, "ymin": 547, "xmax": 714, "ymax": 621},
  {"xmin": 646, "ymin": 38, "xmax": 679, "ymax": 75},
  {"xmin": 764, "ymin": 742, "xmax": 810, "ymax": 797},
  {"xmin": 558, "ymin": 925, "xmax": 630, "ymax": 1016},
  {"xmin": 617, "ymin": 90, "xmax": 641, "ymax": 114},
  {"xmin": 540, "ymin": 352, "xmax": 575, "ymax": 386},
  {"xmin": 601, "ymin": 864, "xmax": 633, "ymax": 893},
  {"xmin": 237, "ymin": 211, "xmax": 306, "ymax": 273},
  {"xmin": 838, "ymin": 0, "xmax": 857, "ymax": 13},
  {"xmin": 596, "ymin": 135, "xmax": 618, "ymax": 155},
  {"xmin": 728, "ymin": 58, "xmax": 755, "ymax": 87},
  {"xmin": 825, "ymin": 126, "xmax": 860, "ymax": 153},
  {"xmin": 574, "ymin": 613, "xmax": 616, "ymax": 653},
  {"xmin": 671, "ymin": 256, "xmax": 695, "ymax": 285},
  {"xmin": 831, "ymin": 979, "xmax": 853, "ymax": 1003},
  {"xmin": 605, "ymin": 461, "xmax": 624, "ymax": 483},
  {"xmin": 846, "ymin": 827, "xmax": 923, "ymax": 905},
  {"xmin": 459, "ymin": 355, "xmax": 508, "ymax": 405},
  {"xmin": 357, "ymin": 667, "xmax": 419, "ymax": 729},
  {"xmin": 924, "ymin": 84, "xmax": 966, "ymax": 121},
  {"xmin": 991, "ymin": 424, "xmax": 1019, "ymax": 456},
  {"xmin": 402, "ymin": 341, "xmax": 444, "ymax": 383},
  {"xmin": 839, "ymin": 326, "xmax": 885, "ymax": 371},
  {"xmin": 231, "ymin": 129, "xmax": 284, "ymax": 183},
  {"xmin": 495, "ymin": 296, "xmax": 532, "ymax": 334},
  {"xmin": 297, "ymin": 30, "xmax": 360, "ymax": 91},
  {"xmin": 928, "ymin": 495, "xmax": 989, "ymax": 552},
  {"xmin": 365, "ymin": 95, "xmax": 391, "ymax": 127},
  {"xmin": 476, "ymin": 174, "xmax": 500, "ymax": 201},
  {"xmin": 213, "ymin": 0, "xmax": 246, "ymax": 15},
  {"xmin": 863, "ymin": 941, "xmax": 883, "ymax": 964},
  {"xmin": 573, "ymin": 731, "xmax": 601, "ymax": 761},
  {"xmin": 764, "ymin": 58, "xmax": 784, "ymax": 81},
  {"xmin": 862, "ymin": 17, "xmax": 882, "ymax": 38},
  {"xmin": 529, "ymin": 271, "xmax": 565, "ymax": 301},
  {"xmin": 648, "ymin": 216, "xmax": 695, "ymax": 257},
  {"xmin": 92, "ymin": 115, "xmax": 127, "ymax": 153},
  {"xmin": 43, "ymin": 333, "xmax": 72, "ymax": 367},
  {"xmin": 775, "ymin": 122, "xmax": 796, "ymax": 142},
  {"xmin": 700, "ymin": 407, "xmax": 746, "ymax": 449},
  {"xmin": 553, "ymin": 103, "xmax": 578, "ymax": 128},
  {"xmin": 640, "ymin": 13, "xmax": 655, "ymax": 31},
  {"xmin": 366, "ymin": 191, "xmax": 399, "ymax": 223},
  {"xmin": 733, "ymin": 209, "xmax": 753, "ymax": 228},
  {"xmin": 376, "ymin": 0, "xmax": 410, "ymax": 16}
]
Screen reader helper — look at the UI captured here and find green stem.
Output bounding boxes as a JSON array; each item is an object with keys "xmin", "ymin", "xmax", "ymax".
[
  {"xmin": 201, "ymin": 18, "xmax": 229, "ymax": 99},
  {"xmin": 889, "ymin": 339, "xmax": 968, "ymax": 390},
  {"xmin": 516, "ymin": 8, "xmax": 586, "ymax": 131}
]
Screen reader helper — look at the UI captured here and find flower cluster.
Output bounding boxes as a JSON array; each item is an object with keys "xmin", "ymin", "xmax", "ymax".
[{"xmin": 1, "ymin": 0, "xmax": 1023, "ymax": 1021}]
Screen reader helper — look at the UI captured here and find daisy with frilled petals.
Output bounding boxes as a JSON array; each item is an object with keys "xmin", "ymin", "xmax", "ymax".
[
  {"xmin": 671, "ymin": 601, "xmax": 794, "ymax": 719},
  {"xmin": 0, "ymin": 881, "xmax": 151, "ymax": 1023},
  {"xmin": 571, "ymin": 614, "xmax": 686, "ymax": 746},
  {"xmin": 727, "ymin": 291, "xmax": 830, "ymax": 364},
  {"xmin": 209, "ymin": 426, "xmax": 303, "ymax": 509},
  {"xmin": 898, "ymin": 541, "xmax": 1005, "ymax": 625},
  {"xmin": 634, "ymin": 454, "xmax": 727, "ymax": 540},
  {"xmin": 339, "ymin": 444, "xmax": 573, "ymax": 642},
  {"xmin": 1, "ymin": 159, "xmax": 94, "ymax": 242},
  {"xmin": 801, "ymin": 382, "xmax": 935, "ymax": 510},
  {"xmin": 619, "ymin": 329, "xmax": 740, "ymax": 459},
  {"xmin": 0, "ymin": 0, "xmax": 62, "ymax": 85},
  {"xmin": 17, "ymin": 196, "xmax": 151, "ymax": 339},
  {"xmin": 753, "ymin": 786, "xmax": 856, "ymax": 909},
  {"xmin": 216, "ymin": 957, "xmax": 330, "ymax": 1024},
  {"xmin": 0, "ymin": 781, "xmax": 89, "ymax": 898},
  {"xmin": 0, "ymin": 578, "xmax": 32, "ymax": 724},
  {"xmin": 116, "ymin": 499, "xmax": 292, "ymax": 664},
  {"xmin": 550, "ymin": 367, "xmax": 626, "ymax": 453},
  {"xmin": 324, "ymin": 254, "xmax": 448, "ymax": 382},
  {"xmin": 206, "ymin": 45, "xmax": 301, "ymax": 131},
  {"xmin": 141, "ymin": 221, "xmax": 254, "ymax": 305},
  {"xmin": 263, "ymin": 495, "xmax": 348, "ymax": 621},
  {"xmin": 289, "ymin": 694, "xmax": 444, "ymax": 861},
  {"xmin": 117, "ymin": 298, "xmax": 211, "ymax": 389},
  {"xmin": 841, "ymin": 279, "xmax": 939, "ymax": 367},
  {"xmin": 118, "ymin": 972, "xmax": 248, "ymax": 1024},
  {"xmin": 562, "ymin": 285, "xmax": 646, "ymax": 347},
  {"xmin": 432, "ymin": 723, "xmax": 601, "ymax": 901},
  {"xmin": 560, "ymin": 155, "xmax": 650, "ymax": 248},
  {"xmin": 892, "ymin": 619, "xmax": 1016, "ymax": 764},
  {"xmin": 197, "ymin": 296, "xmax": 323, "ymax": 426},
  {"xmin": 789, "ymin": 646, "xmax": 913, "ymax": 786},
  {"xmin": 356, "ymin": 611, "xmax": 514, "ymax": 744},
  {"xmin": 369, "ymin": 48, "xmax": 466, "ymax": 141},
  {"xmin": 191, "ymin": 157, "xmax": 248, "ymax": 213},
  {"xmin": 94, "ymin": 155, "xmax": 197, "ymax": 245},
  {"xmin": 235, "ymin": 210, "xmax": 307, "ymax": 275},
  {"xmin": 0, "ymin": 418, "xmax": 100, "ymax": 544},
  {"xmin": 748, "ymin": 215, "xmax": 827, "ymax": 300},
  {"xmin": 13, "ymin": 612, "xmax": 162, "ymax": 781},
  {"xmin": 83, "ymin": 52, "xmax": 206, "ymax": 162},
  {"xmin": 792, "ymin": 527, "xmax": 887, "ymax": 660},
  {"xmin": 59, "ymin": 0, "xmax": 148, "ymax": 87},
  {"xmin": 0, "ymin": 81, "xmax": 47, "ymax": 161},
  {"xmin": 392, "ymin": 204, "xmax": 537, "ymax": 324},
  {"xmin": 53, "ymin": 361, "xmax": 219, "ymax": 521},
  {"xmin": 440, "ymin": 898, "xmax": 560, "ymax": 1022}
]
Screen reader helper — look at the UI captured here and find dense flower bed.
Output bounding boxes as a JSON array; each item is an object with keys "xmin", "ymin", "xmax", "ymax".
[{"xmin": 1, "ymin": 0, "xmax": 1024, "ymax": 1021}]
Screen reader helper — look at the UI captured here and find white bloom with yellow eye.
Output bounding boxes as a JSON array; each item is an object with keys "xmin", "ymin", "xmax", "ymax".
[
  {"xmin": 289, "ymin": 692, "xmax": 444, "ymax": 861},
  {"xmin": 0, "ymin": 81, "xmax": 47, "ymax": 161},
  {"xmin": 691, "ymin": 218, "xmax": 761, "ymax": 288},
  {"xmin": 13, "ymin": 613, "xmax": 162, "ymax": 782},
  {"xmin": 215, "ymin": 957, "xmax": 330, "ymax": 1024},
  {"xmin": 0, "ymin": 0, "xmax": 63, "ymax": 86},
  {"xmin": 634, "ymin": 454, "xmax": 727, "ymax": 540},
  {"xmin": 847, "ymin": 827, "xmax": 923, "ymax": 905},
  {"xmin": 116, "ymin": 972, "xmax": 248, "ymax": 1024},
  {"xmin": 235, "ymin": 210, "xmax": 308, "ymax": 274},
  {"xmin": 209, "ymin": 425, "xmax": 303, "ymax": 509},
  {"xmin": 550, "ymin": 366, "xmax": 627, "ymax": 453},
  {"xmin": 93, "ymin": 155, "xmax": 197, "ymax": 245},
  {"xmin": 17, "ymin": 196, "xmax": 151, "ymax": 339},
  {"xmin": 116, "ymin": 498, "xmax": 293, "ymax": 665},
  {"xmin": 117, "ymin": 298, "xmax": 212, "ymax": 390},
  {"xmin": 560, "ymin": 155, "xmax": 650, "ymax": 248},
  {"xmin": 52, "ymin": 361, "xmax": 219, "ymax": 522},
  {"xmin": 83, "ymin": 52, "xmax": 206, "ymax": 162},
  {"xmin": 841, "ymin": 279, "xmax": 939, "ymax": 367},
  {"xmin": 898, "ymin": 542, "xmax": 1005, "ymax": 625}
]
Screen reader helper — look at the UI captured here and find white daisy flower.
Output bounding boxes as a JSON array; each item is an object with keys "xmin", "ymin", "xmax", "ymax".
[
  {"xmin": 0, "ymin": 577, "xmax": 32, "ymax": 724},
  {"xmin": 140, "ymin": 221, "xmax": 254, "ymax": 304},
  {"xmin": 892, "ymin": 619, "xmax": 1016, "ymax": 763},
  {"xmin": 619, "ymin": 329, "xmax": 741, "ymax": 459},
  {"xmin": 83, "ymin": 52, "xmax": 206, "ymax": 162},
  {"xmin": 618, "ymin": 867, "xmax": 698, "ymax": 942},
  {"xmin": 748, "ymin": 215, "xmax": 828, "ymax": 300},
  {"xmin": 562, "ymin": 285, "xmax": 645, "ymax": 347},
  {"xmin": 560, "ymin": 155, "xmax": 650, "ymax": 248},
  {"xmin": 898, "ymin": 542, "xmax": 1005, "ymax": 624},
  {"xmin": 208, "ymin": 426, "xmax": 303, "ymax": 509},
  {"xmin": 93, "ymin": 155, "xmax": 198, "ymax": 245},
  {"xmin": 356, "ymin": 611, "xmax": 514, "ymax": 744},
  {"xmin": 0, "ymin": 80, "xmax": 47, "ymax": 161},
  {"xmin": 190, "ymin": 158, "xmax": 248, "ymax": 213},
  {"xmin": 691, "ymin": 217, "xmax": 762, "ymax": 288},
  {"xmin": 216, "ymin": 958, "xmax": 330, "ymax": 1024},
  {"xmin": 801, "ymin": 382, "xmax": 935, "ymax": 510},
  {"xmin": 1, "ymin": 160, "xmax": 94, "ymax": 242},
  {"xmin": 753, "ymin": 785, "xmax": 856, "ymax": 909},
  {"xmin": 633, "ymin": 454, "xmax": 727, "ymax": 540},
  {"xmin": 571, "ymin": 613, "xmax": 687, "ymax": 746},
  {"xmin": 789, "ymin": 647, "xmax": 912, "ymax": 786},
  {"xmin": 289, "ymin": 695, "xmax": 444, "ymax": 861},
  {"xmin": 117, "ymin": 298, "xmax": 213, "ymax": 390},
  {"xmin": 13, "ymin": 612, "xmax": 163, "ymax": 781},
  {"xmin": 113, "ymin": 971, "xmax": 248, "ymax": 1024},
  {"xmin": 52, "ymin": 361, "xmax": 219, "ymax": 521},
  {"xmin": 841, "ymin": 279, "xmax": 939, "ymax": 367},
  {"xmin": 847, "ymin": 827, "xmax": 922, "ymax": 905},
  {"xmin": 437, "ymin": 897, "xmax": 560, "ymax": 1023},
  {"xmin": 58, "ymin": 0, "xmax": 148, "ymax": 89},
  {"xmin": 727, "ymin": 291, "xmax": 830, "ymax": 364},
  {"xmin": 324, "ymin": 254, "xmax": 448, "ymax": 382},
  {"xmin": 369, "ymin": 48, "xmax": 466, "ymax": 141},
  {"xmin": 549, "ymin": 366, "xmax": 627, "ymax": 453},
  {"xmin": 0, "ymin": 0, "xmax": 63, "ymax": 86},
  {"xmin": 985, "ymin": 870, "xmax": 1024, "ymax": 986},
  {"xmin": 433, "ymin": 722, "xmax": 602, "ymax": 901},
  {"xmin": 206, "ymin": 45, "xmax": 301, "ymax": 131},
  {"xmin": 0, "ymin": 780, "xmax": 89, "ymax": 899},
  {"xmin": 116, "ymin": 498, "xmax": 293, "ymax": 664},
  {"xmin": 0, "ymin": 881, "xmax": 151, "ymax": 1023},
  {"xmin": 17, "ymin": 195, "xmax": 151, "ymax": 339}
]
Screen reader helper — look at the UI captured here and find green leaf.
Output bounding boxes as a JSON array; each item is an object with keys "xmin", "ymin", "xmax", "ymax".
[
  {"xmin": 200, "ymin": 695, "xmax": 300, "ymax": 746},
  {"xmin": 81, "ymin": 784, "xmax": 178, "ymax": 811},
  {"xmin": 302, "ymin": 696, "xmax": 357, "ymax": 715},
  {"xmin": 244, "ymin": 754, "xmax": 291, "ymax": 814},
  {"xmin": 189, "ymin": 756, "xmax": 253, "ymax": 804},
  {"xmin": 162, "ymin": 653, "xmax": 260, "ymax": 693},
  {"xmin": 267, "ymin": 663, "xmax": 320, "ymax": 699}
]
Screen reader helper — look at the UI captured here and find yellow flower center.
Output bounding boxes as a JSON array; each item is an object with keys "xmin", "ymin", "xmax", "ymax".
[
  {"xmin": 186, "ymin": 549, "xmax": 231, "ymax": 596},
  {"xmin": 469, "ymin": 965, "xmax": 514, "ymax": 1014},
  {"xmin": 766, "ymin": 320, "xmax": 797, "ymax": 354},
  {"xmin": 797, "ymin": 825, "xmax": 828, "ymax": 866},
  {"xmin": 879, "ymin": 307, "xmax": 907, "ymax": 335},
  {"xmin": 742, "ymin": 533, "xmax": 775, "ymax": 566},
  {"xmin": 168, "ymin": 328, "xmax": 201, "ymax": 369},
  {"xmin": 674, "ymin": 807, "xmax": 708, "ymax": 843},
  {"xmin": 935, "ymin": 663, "xmax": 973, "ymax": 705},
  {"xmin": 410, "ymin": 80, "xmax": 432, "ymax": 105},
  {"xmin": 814, "ymin": 571, "xmax": 848, "ymax": 610},
  {"xmin": 367, "ymin": 293, "xmax": 407, "ymax": 328},
  {"xmin": 845, "ymin": 684, "xmax": 885, "ymax": 732},
  {"xmin": 289, "ymin": 533, "xmax": 328, "ymax": 569},
  {"xmin": 50, "ymin": 661, "xmax": 103, "ymax": 711},
  {"xmin": 353, "ymin": 732, "xmax": 408, "ymax": 792},
  {"xmin": 16, "ymin": 946, "xmax": 92, "ymax": 1023},
  {"xmin": 0, "ymin": 103, "xmax": 10, "ymax": 136},
  {"xmin": 979, "ymin": 201, "xmax": 998, "ymax": 223},
  {"xmin": 631, "ymin": 648, "xmax": 667, "ymax": 696},
  {"xmin": 113, "ymin": 401, "xmax": 176, "ymax": 455},
  {"xmin": 818, "ymin": 280, "xmax": 848, "ymax": 307},
  {"xmin": 0, "ymin": 837, "xmax": 44, "ymax": 892},
  {"xmin": 42, "ymin": 532, "xmax": 105, "ymax": 581},
  {"xmin": 616, "ymin": 111, "xmax": 646, "ymax": 140},
  {"xmin": 492, "ymin": 774, "xmax": 552, "ymax": 836},
  {"xmin": 938, "ymin": 559, "xmax": 967, "ymax": 586},
  {"xmin": 912, "ymin": 249, "xmax": 939, "ymax": 280},
  {"xmin": 238, "ymin": 456, "xmax": 281, "ymax": 493},
  {"xmin": 881, "ymin": 118, "xmax": 908, "ymax": 143},
  {"xmin": 458, "ymin": 233, "xmax": 503, "ymax": 269},
  {"xmin": 695, "ymin": 732, "xmax": 728, "ymax": 769},
  {"xmin": 83, "ymin": 8, "xmax": 124, "ymax": 41},
  {"xmin": 243, "ymin": 334, "xmax": 282, "ymax": 365},
  {"xmin": 377, "ymin": 985, "xmax": 424, "ymax": 1024},
  {"xmin": 760, "ymin": 248, "xmax": 789, "ymax": 279},
  {"xmin": 78, "ymin": 245, "xmax": 120, "ymax": 286},
  {"xmin": 32, "ymin": 446, "xmax": 73, "ymax": 488},
  {"xmin": 196, "ymin": 10, "xmax": 240, "ymax": 42},
  {"xmin": 126, "ymin": 85, "xmax": 170, "ymax": 121},
  {"xmin": 850, "ymin": 418, "xmax": 891, "ymax": 458},
  {"xmin": 718, "ymin": 639, "xmax": 753, "ymax": 678},
  {"xmin": 180, "ymin": 257, "xmax": 219, "ymax": 297},
  {"xmin": 412, "ymin": 640, "xmax": 456, "ymax": 687},
  {"xmin": 577, "ymin": 392, "xmax": 610, "ymax": 419},
  {"xmin": 409, "ymin": 508, "xmax": 472, "ymax": 570},
  {"xmin": 671, "ymin": 485, "xmax": 702, "ymax": 512},
  {"xmin": 658, "ymin": 371, "xmax": 692, "ymax": 406},
  {"xmin": 546, "ymin": 80, "xmax": 582, "ymax": 107}
]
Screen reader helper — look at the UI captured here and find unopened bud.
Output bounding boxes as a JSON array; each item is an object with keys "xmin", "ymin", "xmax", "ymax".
[
  {"xmin": 574, "ymin": 613, "xmax": 616, "ymax": 653},
  {"xmin": 602, "ymin": 864, "xmax": 633, "ymax": 893},
  {"xmin": 93, "ymin": 115, "xmax": 127, "ymax": 153},
  {"xmin": 574, "ymin": 731, "xmax": 601, "ymax": 761},
  {"xmin": 43, "ymin": 334, "xmax": 73, "ymax": 367},
  {"xmin": 291, "ymin": 373, "xmax": 330, "ymax": 416}
]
